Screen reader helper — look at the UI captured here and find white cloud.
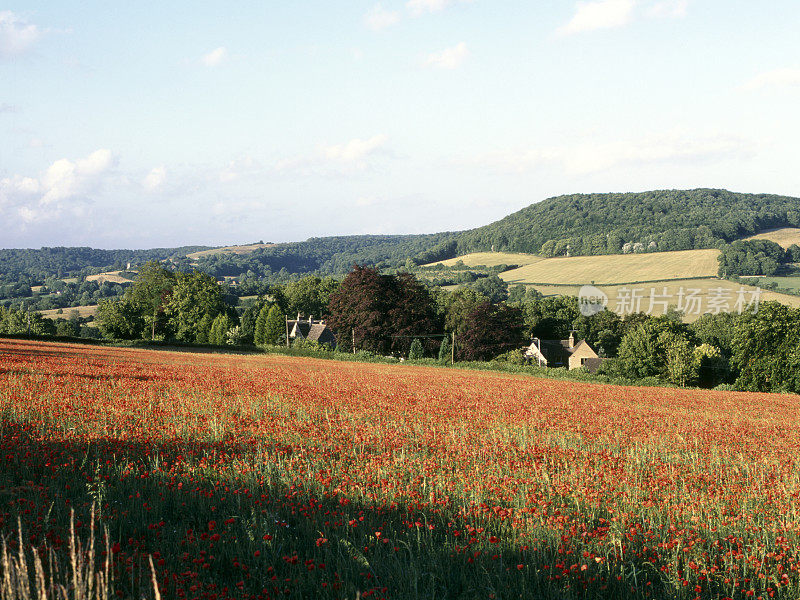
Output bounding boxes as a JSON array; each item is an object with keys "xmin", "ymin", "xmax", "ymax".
[
  {"xmin": 406, "ymin": 0, "xmax": 469, "ymax": 16},
  {"xmin": 0, "ymin": 11, "xmax": 42, "ymax": 59},
  {"xmin": 462, "ymin": 133, "xmax": 751, "ymax": 175},
  {"xmin": 648, "ymin": 0, "xmax": 688, "ymax": 18},
  {"xmin": 201, "ymin": 46, "xmax": 227, "ymax": 67},
  {"xmin": 424, "ymin": 42, "xmax": 469, "ymax": 69},
  {"xmin": 557, "ymin": 0, "xmax": 636, "ymax": 36},
  {"xmin": 143, "ymin": 166, "xmax": 167, "ymax": 191},
  {"xmin": 219, "ymin": 156, "xmax": 260, "ymax": 182},
  {"xmin": 276, "ymin": 135, "xmax": 390, "ymax": 174},
  {"xmin": 0, "ymin": 149, "xmax": 115, "ymax": 223},
  {"xmin": 322, "ymin": 135, "xmax": 388, "ymax": 163},
  {"xmin": 364, "ymin": 4, "xmax": 401, "ymax": 31},
  {"xmin": 741, "ymin": 68, "xmax": 800, "ymax": 92}
]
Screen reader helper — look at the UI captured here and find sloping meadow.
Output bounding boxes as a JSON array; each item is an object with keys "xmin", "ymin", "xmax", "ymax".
[{"xmin": 1, "ymin": 339, "xmax": 799, "ymax": 599}]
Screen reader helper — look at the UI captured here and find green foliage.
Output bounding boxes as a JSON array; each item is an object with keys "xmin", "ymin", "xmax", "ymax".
[
  {"xmin": 408, "ymin": 338, "xmax": 424, "ymax": 360},
  {"xmin": 0, "ymin": 245, "xmax": 210, "ymax": 281},
  {"xmin": 731, "ymin": 301, "xmax": 800, "ymax": 393},
  {"xmin": 165, "ymin": 271, "xmax": 228, "ymax": 343},
  {"xmin": 522, "ymin": 295, "xmax": 580, "ymax": 340},
  {"xmin": 96, "ymin": 298, "xmax": 145, "ymax": 339},
  {"xmin": 614, "ymin": 317, "xmax": 689, "ymax": 380},
  {"xmin": 438, "ymin": 287, "xmax": 487, "ymax": 338},
  {"xmin": 456, "ymin": 189, "xmax": 800, "ymax": 257},
  {"xmin": 717, "ymin": 240, "xmax": 786, "ymax": 277},
  {"xmin": 491, "ymin": 348, "xmax": 527, "ymax": 365},
  {"xmin": 55, "ymin": 318, "xmax": 80, "ymax": 337},
  {"xmin": 282, "ymin": 276, "xmax": 339, "ymax": 317},
  {"xmin": 253, "ymin": 303, "xmax": 270, "ymax": 345},
  {"xmin": 661, "ymin": 332, "xmax": 697, "ymax": 387},
  {"xmin": 263, "ymin": 304, "xmax": 285, "ymax": 346},
  {"xmin": 208, "ymin": 313, "xmax": 233, "ymax": 345},
  {"xmin": 0, "ymin": 306, "xmax": 54, "ymax": 336},
  {"xmin": 468, "ymin": 274, "xmax": 508, "ymax": 302},
  {"xmin": 127, "ymin": 261, "xmax": 175, "ymax": 339},
  {"xmin": 438, "ymin": 335, "xmax": 451, "ymax": 364}
]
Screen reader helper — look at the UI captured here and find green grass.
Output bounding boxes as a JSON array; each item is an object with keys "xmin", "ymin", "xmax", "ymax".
[{"xmin": 756, "ymin": 276, "xmax": 800, "ymax": 293}]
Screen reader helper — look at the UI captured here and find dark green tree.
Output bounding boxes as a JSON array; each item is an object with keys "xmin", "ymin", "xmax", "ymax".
[
  {"xmin": 253, "ymin": 304, "xmax": 270, "ymax": 345},
  {"xmin": 408, "ymin": 338, "xmax": 424, "ymax": 360},
  {"xmin": 209, "ymin": 313, "xmax": 233, "ymax": 345},
  {"xmin": 731, "ymin": 301, "xmax": 800, "ymax": 393},
  {"xmin": 438, "ymin": 335, "xmax": 451, "ymax": 364},
  {"xmin": 165, "ymin": 271, "xmax": 228, "ymax": 343},
  {"xmin": 264, "ymin": 304, "xmax": 285, "ymax": 345},
  {"xmin": 96, "ymin": 298, "xmax": 145, "ymax": 339}
]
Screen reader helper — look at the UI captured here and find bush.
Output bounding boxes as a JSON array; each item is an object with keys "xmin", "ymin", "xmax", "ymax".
[
  {"xmin": 408, "ymin": 338, "xmax": 424, "ymax": 360},
  {"xmin": 491, "ymin": 348, "xmax": 526, "ymax": 365}
]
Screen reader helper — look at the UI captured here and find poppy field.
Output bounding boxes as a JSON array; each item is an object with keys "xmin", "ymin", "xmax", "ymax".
[{"xmin": 1, "ymin": 339, "xmax": 800, "ymax": 599}]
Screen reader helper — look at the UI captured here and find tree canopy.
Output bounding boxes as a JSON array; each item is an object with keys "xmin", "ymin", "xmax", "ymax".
[{"xmin": 327, "ymin": 266, "xmax": 440, "ymax": 356}]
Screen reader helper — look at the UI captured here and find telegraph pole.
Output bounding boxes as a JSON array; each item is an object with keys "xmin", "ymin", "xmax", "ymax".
[{"xmin": 451, "ymin": 332, "xmax": 455, "ymax": 365}]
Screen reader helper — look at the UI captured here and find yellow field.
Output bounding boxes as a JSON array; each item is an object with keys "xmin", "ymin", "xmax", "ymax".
[
  {"xmin": 431, "ymin": 251, "xmax": 544, "ymax": 268},
  {"xmin": 500, "ymin": 249, "xmax": 720, "ymax": 285},
  {"xmin": 39, "ymin": 305, "xmax": 99, "ymax": 319},
  {"xmin": 85, "ymin": 271, "xmax": 136, "ymax": 284},
  {"xmin": 187, "ymin": 243, "xmax": 276, "ymax": 260},
  {"xmin": 746, "ymin": 227, "xmax": 800, "ymax": 248}
]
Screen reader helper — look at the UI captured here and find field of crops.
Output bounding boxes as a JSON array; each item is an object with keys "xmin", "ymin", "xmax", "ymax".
[
  {"xmin": 430, "ymin": 252, "xmax": 545, "ymax": 268},
  {"xmin": 2, "ymin": 339, "xmax": 800, "ymax": 599},
  {"xmin": 746, "ymin": 228, "xmax": 800, "ymax": 249},
  {"xmin": 523, "ymin": 279, "xmax": 800, "ymax": 321},
  {"xmin": 499, "ymin": 250, "xmax": 720, "ymax": 286}
]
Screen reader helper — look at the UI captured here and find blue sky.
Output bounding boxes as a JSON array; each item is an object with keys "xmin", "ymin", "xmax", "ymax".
[{"xmin": 2, "ymin": 1, "xmax": 800, "ymax": 248}]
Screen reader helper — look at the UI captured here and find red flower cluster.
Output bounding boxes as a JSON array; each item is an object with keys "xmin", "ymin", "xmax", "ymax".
[{"xmin": 1, "ymin": 338, "xmax": 799, "ymax": 600}]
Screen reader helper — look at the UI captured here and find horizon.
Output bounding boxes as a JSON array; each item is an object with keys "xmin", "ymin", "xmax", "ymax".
[
  {"xmin": 2, "ymin": 186, "xmax": 796, "ymax": 251},
  {"xmin": 3, "ymin": 2, "xmax": 800, "ymax": 249}
]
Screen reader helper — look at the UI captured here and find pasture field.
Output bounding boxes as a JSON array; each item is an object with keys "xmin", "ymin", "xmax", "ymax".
[
  {"xmin": 499, "ymin": 249, "xmax": 720, "ymax": 286},
  {"xmin": 2, "ymin": 340, "xmax": 800, "ymax": 599},
  {"xmin": 38, "ymin": 304, "xmax": 99, "ymax": 319},
  {"xmin": 85, "ymin": 271, "xmax": 136, "ymax": 285},
  {"xmin": 186, "ymin": 243, "xmax": 277, "ymax": 260},
  {"xmin": 746, "ymin": 227, "xmax": 800, "ymax": 248},
  {"xmin": 430, "ymin": 252, "xmax": 545, "ymax": 268},
  {"xmin": 753, "ymin": 276, "xmax": 800, "ymax": 293}
]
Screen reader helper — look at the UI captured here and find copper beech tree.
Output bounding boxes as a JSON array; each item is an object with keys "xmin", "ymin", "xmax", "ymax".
[{"xmin": 327, "ymin": 265, "xmax": 439, "ymax": 356}]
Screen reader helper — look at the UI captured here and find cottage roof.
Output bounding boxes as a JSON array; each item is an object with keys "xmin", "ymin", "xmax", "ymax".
[
  {"xmin": 307, "ymin": 323, "xmax": 336, "ymax": 345},
  {"xmin": 525, "ymin": 336, "xmax": 598, "ymax": 365}
]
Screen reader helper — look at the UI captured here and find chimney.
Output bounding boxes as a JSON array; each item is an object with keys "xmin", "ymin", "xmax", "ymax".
[
  {"xmin": 308, "ymin": 315, "xmax": 313, "ymax": 324},
  {"xmin": 532, "ymin": 337, "xmax": 540, "ymax": 350},
  {"xmin": 568, "ymin": 331, "xmax": 575, "ymax": 349},
  {"xmin": 297, "ymin": 312, "xmax": 301, "ymax": 322}
]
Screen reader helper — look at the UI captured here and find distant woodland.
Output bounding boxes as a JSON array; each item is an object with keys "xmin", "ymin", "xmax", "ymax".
[{"xmin": 2, "ymin": 190, "xmax": 799, "ymax": 287}]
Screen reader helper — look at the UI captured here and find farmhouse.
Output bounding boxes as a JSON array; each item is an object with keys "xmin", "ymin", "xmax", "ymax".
[
  {"xmin": 523, "ymin": 331, "xmax": 604, "ymax": 372},
  {"xmin": 287, "ymin": 314, "xmax": 336, "ymax": 347}
]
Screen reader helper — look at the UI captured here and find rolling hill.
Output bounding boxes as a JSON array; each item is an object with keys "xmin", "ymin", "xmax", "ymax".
[
  {"xmin": 454, "ymin": 189, "xmax": 800, "ymax": 257},
  {"xmin": 2, "ymin": 189, "xmax": 799, "ymax": 283}
]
